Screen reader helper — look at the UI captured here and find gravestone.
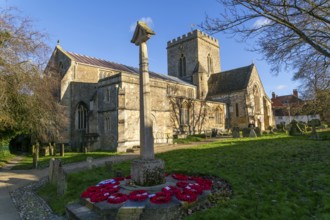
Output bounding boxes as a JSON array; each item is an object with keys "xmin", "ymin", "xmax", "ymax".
[
  {"xmin": 288, "ymin": 120, "xmax": 303, "ymax": 136},
  {"xmin": 232, "ymin": 127, "xmax": 240, "ymax": 138},
  {"xmin": 249, "ymin": 128, "xmax": 257, "ymax": 138},
  {"xmin": 309, "ymin": 119, "xmax": 320, "ymax": 140},
  {"xmin": 130, "ymin": 21, "xmax": 165, "ymax": 186}
]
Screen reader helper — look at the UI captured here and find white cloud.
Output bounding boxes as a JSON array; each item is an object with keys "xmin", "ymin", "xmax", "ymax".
[
  {"xmin": 130, "ymin": 17, "xmax": 154, "ymax": 32},
  {"xmin": 276, "ymin": 85, "xmax": 288, "ymax": 90},
  {"xmin": 253, "ymin": 17, "xmax": 271, "ymax": 28}
]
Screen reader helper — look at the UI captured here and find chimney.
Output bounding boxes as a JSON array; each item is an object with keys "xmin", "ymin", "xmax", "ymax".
[
  {"xmin": 272, "ymin": 92, "xmax": 276, "ymax": 99},
  {"xmin": 293, "ymin": 89, "xmax": 298, "ymax": 97}
]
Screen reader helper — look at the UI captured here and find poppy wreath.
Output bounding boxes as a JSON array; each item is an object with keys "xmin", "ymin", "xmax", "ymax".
[
  {"xmin": 107, "ymin": 193, "xmax": 128, "ymax": 204},
  {"xmin": 90, "ymin": 192, "xmax": 109, "ymax": 203},
  {"xmin": 176, "ymin": 181, "xmax": 189, "ymax": 188},
  {"xmin": 81, "ymin": 190, "xmax": 92, "ymax": 198},
  {"xmin": 150, "ymin": 192, "xmax": 172, "ymax": 204},
  {"xmin": 175, "ymin": 190, "xmax": 198, "ymax": 203},
  {"xmin": 162, "ymin": 185, "xmax": 180, "ymax": 196},
  {"xmin": 185, "ymin": 183, "xmax": 203, "ymax": 195},
  {"xmin": 195, "ymin": 179, "xmax": 213, "ymax": 190},
  {"xmin": 129, "ymin": 190, "xmax": 149, "ymax": 201},
  {"xmin": 102, "ymin": 185, "xmax": 120, "ymax": 194},
  {"xmin": 125, "ymin": 175, "xmax": 131, "ymax": 179},
  {"xmin": 172, "ymin": 173, "xmax": 189, "ymax": 181}
]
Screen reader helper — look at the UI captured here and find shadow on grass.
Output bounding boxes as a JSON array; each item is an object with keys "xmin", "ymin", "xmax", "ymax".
[
  {"xmin": 11, "ymin": 152, "xmax": 118, "ymax": 170},
  {"xmin": 39, "ymin": 132, "xmax": 330, "ymax": 218}
]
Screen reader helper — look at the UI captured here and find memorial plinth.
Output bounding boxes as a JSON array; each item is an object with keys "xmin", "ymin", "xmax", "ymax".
[{"xmin": 130, "ymin": 21, "xmax": 165, "ymax": 186}]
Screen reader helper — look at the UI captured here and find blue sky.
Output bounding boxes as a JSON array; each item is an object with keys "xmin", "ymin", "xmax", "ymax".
[{"xmin": 1, "ymin": 0, "xmax": 300, "ymax": 97}]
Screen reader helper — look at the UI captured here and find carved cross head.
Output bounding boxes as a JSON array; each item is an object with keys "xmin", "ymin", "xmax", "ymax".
[{"xmin": 131, "ymin": 21, "xmax": 155, "ymax": 46}]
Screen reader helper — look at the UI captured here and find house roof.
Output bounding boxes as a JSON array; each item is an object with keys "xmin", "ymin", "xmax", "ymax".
[
  {"xmin": 271, "ymin": 95, "xmax": 303, "ymax": 107},
  {"xmin": 65, "ymin": 51, "xmax": 193, "ymax": 86},
  {"xmin": 207, "ymin": 64, "xmax": 254, "ymax": 96}
]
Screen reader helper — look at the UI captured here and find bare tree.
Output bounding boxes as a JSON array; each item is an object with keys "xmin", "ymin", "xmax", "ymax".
[
  {"xmin": 169, "ymin": 97, "xmax": 208, "ymax": 134},
  {"xmin": 202, "ymin": 0, "xmax": 329, "ymax": 118},
  {"xmin": 0, "ymin": 7, "xmax": 64, "ymax": 145}
]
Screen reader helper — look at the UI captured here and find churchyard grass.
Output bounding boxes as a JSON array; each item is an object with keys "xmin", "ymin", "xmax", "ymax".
[
  {"xmin": 12, "ymin": 151, "xmax": 118, "ymax": 170},
  {"xmin": 173, "ymin": 134, "xmax": 205, "ymax": 144},
  {"xmin": 38, "ymin": 130, "xmax": 330, "ymax": 218}
]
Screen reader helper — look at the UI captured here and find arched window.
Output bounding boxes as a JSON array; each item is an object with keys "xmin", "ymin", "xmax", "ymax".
[
  {"xmin": 179, "ymin": 54, "xmax": 186, "ymax": 77},
  {"xmin": 215, "ymin": 108, "xmax": 222, "ymax": 124},
  {"xmin": 207, "ymin": 54, "xmax": 213, "ymax": 74},
  {"xmin": 253, "ymin": 85, "xmax": 261, "ymax": 113},
  {"xmin": 105, "ymin": 115, "xmax": 111, "ymax": 131},
  {"xmin": 180, "ymin": 102, "xmax": 189, "ymax": 125},
  {"xmin": 77, "ymin": 103, "xmax": 88, "ymax": 129},
  {"xmin": 105, "ymin": 87, "xmax": 110, "ymax": 102}
]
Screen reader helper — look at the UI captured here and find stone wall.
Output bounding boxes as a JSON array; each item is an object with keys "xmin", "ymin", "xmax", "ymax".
[{"xmin": 167, "ymin": 30, "xmax": 221, "ymax": 83}]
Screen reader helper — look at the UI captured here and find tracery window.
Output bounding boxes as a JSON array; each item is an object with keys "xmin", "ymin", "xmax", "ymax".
[
  {"xmin": 77, "ymin": 104, "xmax": 88, "ymax": 129},
  {"xmin": 179, "ymin": 54, "xmax": 186, "ymax": 77},
  {"xmin": 207, "ymin": 54, "xmax": 213, "ymax": 74},
  {"xmin": 180, "ymin": 103, "xmax": 189, "ymax": 125}
]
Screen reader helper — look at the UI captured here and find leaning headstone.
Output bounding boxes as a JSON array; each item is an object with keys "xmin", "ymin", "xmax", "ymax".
[
  {"xmin": 289, "ymin": 120, "xmax": 303, "ymax": 136},
  {"xmin": 249, "ymin": 128, "xmax": 257, "ymax": 138},
  {"xmin": 86, "ymin": 157, "xmax": 93, "ymax": 169},
  {"xmin": 49, "ymin": 158, "xmax": 62, "ymax": 185},
  {"xmin": 232, "ymin": 127, "xmax": 240, "ymax": 138},
  {"xmin": 57, "ymin": 167, "xmax": 67, "ymax": 195}
]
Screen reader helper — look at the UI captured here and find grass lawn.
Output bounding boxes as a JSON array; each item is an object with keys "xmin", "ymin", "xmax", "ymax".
[
  {"xmin": 12, "ymin": 151, "xmax": 118, "ymax": 170},
  {"xmin": 173, "ymin": 134, "xmax": 206, "ymax": 144},
  {"xmin": 38, "ymin": 131, "xmax": 330, "ymax": 219},
  {"xmin": 0, "ymin": 153, "xmax": 16, "ymax": 168}
]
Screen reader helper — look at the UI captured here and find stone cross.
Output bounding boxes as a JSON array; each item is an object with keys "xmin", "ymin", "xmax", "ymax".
[{"xmin": 131, "ymin": 21, "xmax": 155, "ymax": 160}]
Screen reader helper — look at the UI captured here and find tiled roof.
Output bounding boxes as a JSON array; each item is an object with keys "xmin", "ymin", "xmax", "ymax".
[
  {"xmin": 271, "ymin": 95, "xmax": 302, "ymax": 107},
  {"xmin": 66, "ymin": 52, "xmax": 193, "ymax": 86},
  {"xmin": 207, "ymin": 64, "xmax": 254, "ymax": 96}
]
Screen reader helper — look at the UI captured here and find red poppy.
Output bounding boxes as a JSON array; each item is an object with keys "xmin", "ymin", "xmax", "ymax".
[
  {"xmin": 175, "ymin": 190, "xmax": 198, "ymax": 202},
  {"xmin": 162, "ymin": 185, "xmax": 180, "ymax": 196},
  {"xmin": 107, "ymin": 193, "xmax": 128, "ymax": 204},
  {"xmin": 150, "ymin": 192, "xmax": 172, "ymax": 204},
  {"xmin": 129, "ymin": 190, "xmax": 149, "ymax": 201},
  {"xmin": 176, "ymin": 181, "xmax": 189, "ymax": 188}
]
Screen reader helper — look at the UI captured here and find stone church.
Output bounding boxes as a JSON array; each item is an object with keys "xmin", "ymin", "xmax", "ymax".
[{"xmin": 45, "ymin": 30, "xmax": 273, "ymax": 152}]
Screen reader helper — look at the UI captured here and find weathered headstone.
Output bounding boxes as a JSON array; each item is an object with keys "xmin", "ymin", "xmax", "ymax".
[
  {"xmin": 57, "ymin": 167, "xmax": 67, "ymax": 195},
  {"xmin": 49, "ymin": 158, "xmax": 62, "ymax": 185},
  {"xmin": 86, "ymin": 157, "xmax": 93, "ymax": 169},
  {"xmin": 288, "ymin": 120, "xmax": 303, "ymax": 136},
  {"xmin": 249, "ymin": 128, "xmax": 257, "ymax": 138},
  {"xmin": 130, "ymin": 21, "xmax": 165, "ymax": 186},
  {"xmin": 309, "ymin": 119, "xmax": 320, "ymax": 140},
  {"xmin": 232, "ymin": 127, "xmax": 240, "ymax": 138}
]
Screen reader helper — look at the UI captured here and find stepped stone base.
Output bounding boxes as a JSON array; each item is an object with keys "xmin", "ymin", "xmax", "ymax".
[{"xmin": 66, "ymin": 176, "xmax": 212, "ymax": 220}]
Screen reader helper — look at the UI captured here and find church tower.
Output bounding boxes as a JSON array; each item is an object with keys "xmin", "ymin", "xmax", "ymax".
[{"xmin": 167, "ymin": 30, "xmax": 221, "ymax": 99}]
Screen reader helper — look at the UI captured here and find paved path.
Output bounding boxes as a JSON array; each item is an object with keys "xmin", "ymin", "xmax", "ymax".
[{"xmin": 0, "ymin": 137, "xmax": 227, "ymax": 219}]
